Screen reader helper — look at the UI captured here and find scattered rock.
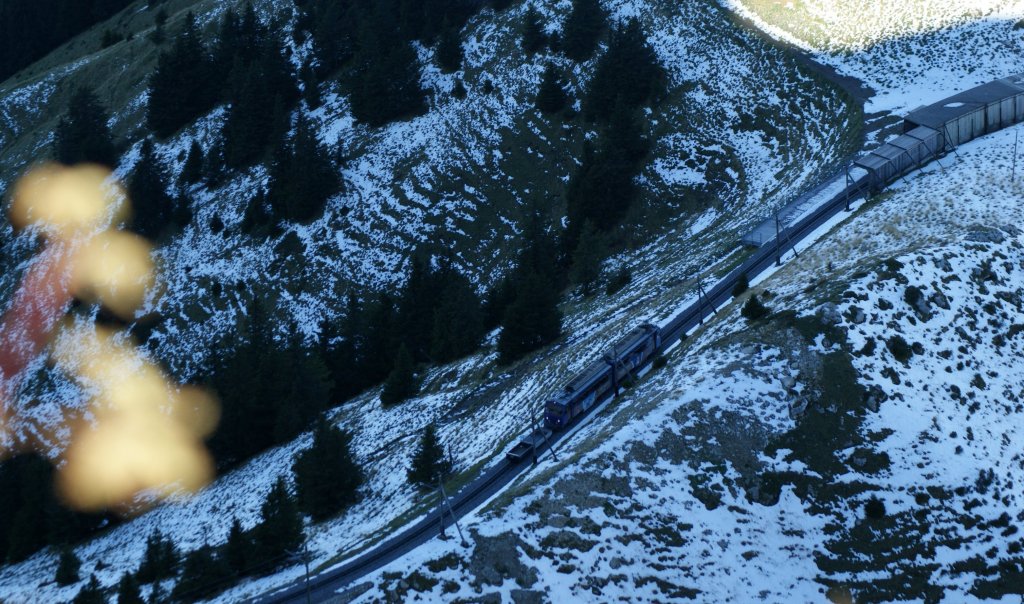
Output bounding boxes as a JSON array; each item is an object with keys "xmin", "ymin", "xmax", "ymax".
[
  {"xmin": 846, "ymin": 305, "xmax": 866, "ymax": 324},
  {"xmin": 468, "ymin": 532, "xmax": 539, "ymax": 589},
  {"xmin": 511, "ymin": 589, "xmax": 545, "ymax": 604},
  {"xmin": 965, "ymin": 225, "xmax": 1005, "ymax": 244},
  {"xmin": 817, "ymin": 302, "xmax": 842, "ymax": 325},
  {"xmin": 930, "ymin": 290, "xmax": 951, "ymax": 310},
  {"xmin": 609, "ymin": 556, "xmax": 627, "ymax": 570}
]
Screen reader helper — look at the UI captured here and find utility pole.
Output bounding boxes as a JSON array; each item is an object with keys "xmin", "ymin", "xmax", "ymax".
[
  {"xmin": 438, "ymin": 477, "xmax": 467, "ymax": 547},
  {"xmin": 1013, "ymin": 129, "xmax": 1019, "ymax": 184},
  {"xmin": 775, "ymin": 212, "xmax": 782, "ymax": 267},
  {"xmin": 303, "ymin": 539, "xmax": 312, "ymax": 604}
]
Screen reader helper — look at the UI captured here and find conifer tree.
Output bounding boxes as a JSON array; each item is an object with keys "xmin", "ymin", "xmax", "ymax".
[
  {"xmin": 535, "ymin": 63, "xmax": 568, "ymax": 115},
  {"xmin": 435, "ymin": 26, "xmax": 462, "ymax": 73},
  {"xmin": 253, "ymin": 478, "xmax": 304, "ymax": 564},
  {"xmin": 267, "ymin": 114, "xmax": 339, "ymax": 223},
  {"xmin": 129, "ymin": 139, "xmax": 176, "ymax": 240},
  {"xmin": 349, "ymin": 7, "xmax": 427, "ymax": 127},
  {"xmin": 179, "ymin": 140, "xmax": 204, "ymax": 186},
  {"xmin": 570, "ymin": 221, "xmax": 605, "ymax": 296},
  {"xmin": 380, "ymin": 344, "xmax": 418, "ymax": 406},
  {"xmin": 55, "ymin": 87, "xmax": 117, "ymax": 168},
  {"xmin": 561, "ymin": 0, "xmax": 605, "ymax": 62},
  {"xmin": 55, "ymin": 548, "xmax": 82, "ymax": 586},
  {"xmin": 397, "ymin": 257, "xmax": 441, "ymax": 361},
  {"xmin": 407, "ymin": 423, "xmax": 452, "ymax": 487},
  {"xmin": 293, "ymin": 421, "xmax": 363, "ymax": 521},
  {"xmin": 584, "ymin": 18, "xmax": 665, "ymax": 121},
  {"xmin": 224, "ymin": 519, "xmax": 252, "ymax": 575},
  {"xmin": 498, "ymin": 271, "xmax": 562, "ymax": 363},
  {"xmin": 136, "ymin": 530, "xmax": 179, "ymax": 584},
  {"xmin": 430, "ymin": 270, "xmax": 484, "ymax": 363},
  {"xmin": 72, "ymin": 575, "xmax": 105, "ymax": 604},
  {"xmin": 147, "ymin": 12, "xmax": 217, "ymax": 137},
  {"xmin": 116, "ymin": 573, "xmax": 144, "ymax": 604},
  {"xmin": 171, "ymin": 546, "xmax": 230, "ymax": 602},
  {"xmin": 320, "ymin": 292, "xmax": 363, "ymax": 402},
  {"xmin": 521, "ymin": 6, "xmax": 546, "ymax": 54}
]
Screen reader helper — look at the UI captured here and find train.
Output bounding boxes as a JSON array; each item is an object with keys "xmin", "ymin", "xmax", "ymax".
[
  {"xmin": 505, "ymin": 71, "xmax": 1024, "ymax": 464},
  {"xmin": 506, "ymin": 324, "xmax": 661, "ymax": 461}
]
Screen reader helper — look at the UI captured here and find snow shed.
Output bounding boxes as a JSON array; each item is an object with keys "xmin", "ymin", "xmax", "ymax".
[
  {"xmin": 904, "ymin": 73, "xmax": 1024, "ymax": 149},
  {"xmin": 854, "ymin": 126, "xmax": 943, "ymax": 189}
]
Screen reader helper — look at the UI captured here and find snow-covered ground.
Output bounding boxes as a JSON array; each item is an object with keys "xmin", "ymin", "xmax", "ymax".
[
  {"xmin": 315, "ymin": 122, "xmax": 1024, "ymax": 604},
  {"xmin": 725, "ymin": 0, "xmax": 1024, "ymax": 115}
]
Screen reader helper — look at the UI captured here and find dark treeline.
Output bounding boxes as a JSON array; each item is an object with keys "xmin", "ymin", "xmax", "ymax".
[
  {"xmin": 0, "ymin": 0, "xmax": 133, "ymax": 83},
  {"xmin": 0, "ymin": 454, "xmax": 112, "ymax": 566}
]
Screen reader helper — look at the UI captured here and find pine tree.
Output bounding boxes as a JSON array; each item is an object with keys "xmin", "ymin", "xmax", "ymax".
[
  {"xmin": 136, "ymin": 530, "xmax": 179, "ymax": 584},
  {"xmin": 267, "ymin": 114, "xmax": 339, "ymax": 223},
  {"xmin": 116, "ymin": 573, "xmax": 144, "ymax": 604},
  {"xmin": 293, "ymin": 421, "xmax": 363, "ymax": 521},
  {"xmin": 741, "ymin": 294, "xmax": 770, "ymax": 321},
  {"xmin": 72, "ymin": 575, "xmax": 105, "ymax": 604},
  {"xmin": 521, "ymin": 6, "xmax": 546, "ymax": 54},
  {"xmin": 55, "ymin": 547, "xmax": 82, "ymax": 586},
  {"xmin": 407, "ymin": 423, "xmax": 452, "ymax": 487},
  {"xmin": 349, "ymin": 7, "xmax": 427, "ymax": 127},
  {"xmin": 535, "ymin": 63, "xmax": 568, "ymax": 115},
  {"xmin": 171, "ymin": 546, "xmax": 231, "ymax": 602},
  {"xmin": 252, "ymin": 478, "xmax": 304, "ymax": 564},
  {"xmin": 430, "ymin": 270, "xmax": 484, "ymax": 363},
  {"xmin": 380, "ymin": 344, "xmax": 418, "ymax": 406},
  {"xmin": 497, "ymin": 271, "xmax": 562, "ymax": 364},
  {"xmin": 561, "ymin": 0, "xmax": 605, "ymax": 62},
  {"xmin": 397, "ymin": 256, "xmax": 441, "ymax": 361},
  {"xmin": 129, "ymin": 139, "xmax": 176, "ymax": 240},
  {"xmin": 55, "ymin": 86, "xmax": 117, "ymax": 167},
  {"xmin": 147, "ymin": 12, "xmax": 217, "ymax": 138},
  {"xmin": 224, "ymin": 519, "xmax": 251, "ymax": 575},
  {"xmin": 435, "ymin": 26, "xmax": 462, "ymax": 73},
  {"xmin": 570, "ymin": 221, "xmax": 605, "ymax": 296},
  {"xmin": 179, "ymin": 140, "xmax": 204, "ymax": 186},
  {"xmin": 584, "ymin": 18, "xmax": 665, "ymax": 121}
]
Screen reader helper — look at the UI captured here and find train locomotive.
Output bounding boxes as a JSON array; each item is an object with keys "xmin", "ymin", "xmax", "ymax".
[{"xmin": 506, "ymin": 323, "xmax": 661, "ymax": 461}]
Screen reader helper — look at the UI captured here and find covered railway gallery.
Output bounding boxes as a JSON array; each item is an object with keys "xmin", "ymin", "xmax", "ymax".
[{"xmin": 855, "ymin": 73, "xmax": 1024, "ymax": 191}]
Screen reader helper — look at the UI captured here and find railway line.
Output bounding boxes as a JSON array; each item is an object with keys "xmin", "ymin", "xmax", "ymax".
[{"xmin": 255, "ymin": 73, "xmax": 1024, "ymax": 604}]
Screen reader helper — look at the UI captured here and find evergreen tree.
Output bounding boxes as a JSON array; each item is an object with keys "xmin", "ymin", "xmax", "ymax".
[
  {"xmin": 561, "ymin": 0, "xmax": 605, "ymax": 62},
  {"xmin": 116, "ymin": 573, "xmax": 144, "ymax": 604},
  {"xmin": 55, "ymin": 87, "xmax": 117, "ymax": 167},
  {"xmin": 210, "ymin": 295, "xmax": 333, "ymax": 466},
  {"xmin": 224, "ymin": 519, "xmax": 252, "ymax": 575},
  {"xmin": 171, "ymin": 546, "xmax": 231, "ymax": 602},
  {"xmin": 397, "ymin": 256, "xmax": 441, "ymax": 361},
  {"xmin": 564, "ymin": 103, "xmax": 650, "ymax": 252},
  {"xmin": 407, "ymin": 423, "xmax": 452, "ymax": 487},
  {"xmin": 570, "ymin": 221, "xmax": 605, "ymax": 296},
  {"xmin": 136, "ymin": 530, "xmax": 179, "ymax": 584},
  {"xmin": 252, "ymin": 478, "xmax": 304, "ymax": 564},
  {"xmin": 584, "ymin": 18, "xmax": 665, "ymax": 121},
  {"xmin": 430, "ymin": 270, "xmax": 484, "ymax": 363},
  {"xmin": 349, "ymin": 7, "xmax": 427, "ymax": 127},
  {"xmin": 357, "ymin": 293, "xmax": 398, "ymax": 386},
  {"xmin": 267, "ymin": 114, "xmax": 340, "ymax": 223},
  {"xmin": 147, "ymin": 12, "xmax": 218, "ymax": 138},
  {"xmin": 299, "ymin": 59, "xmax": 322, "ymax": 109},
  {"xmin": 497, "ymin": 271, "xmax": 562, "ymax": 363},
  {"xmin": 741, "ymin": 294, "xmax": 770, "ymax": 321},
  {"xmin": 55, "ymin": 548, "xmax": 82, "ymax": 586},
  {"xmin": 535, "ymin": 63, "xmax": 568, "ymax": 115},
  {"xmin": 72, "ymin": 575, "xmax": 105, "ymax": 604},
  {"xmin": 179, "ymin": 140, "xmax": 204, "ymax": 186},
  {"xmin": 129, "ymin": 139, "xmax": 176, "ymax": 240},
  {"xmin": 293, "ymin": 421, "xmax": 364, "ymax": 521},
  {"xmin": 319, "ymin": 292, "xmax": 363, "ymax": 402},
  {"xmin": 521, "ymin": 6, "xmax": 546, "ymax": 55},
  {"xmin": 380, "ymin": 344, "xmax": 418, "ymax": 406},
  {"xmin": 435, "ymin": 26, "xmax": 462, "ymax": 73}
]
